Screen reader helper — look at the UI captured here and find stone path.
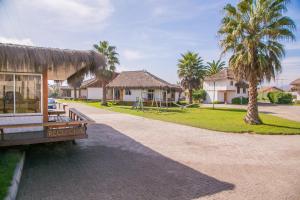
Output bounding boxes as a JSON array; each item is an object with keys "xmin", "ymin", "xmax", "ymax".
[{"xmin": 17, "ymin": 103, "xmax": 300, "ymax": 200}]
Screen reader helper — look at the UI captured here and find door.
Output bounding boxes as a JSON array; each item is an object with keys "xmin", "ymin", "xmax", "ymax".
[{"xmin": 224, "ymin": 92, "xmax": 227, "ymax": 104}]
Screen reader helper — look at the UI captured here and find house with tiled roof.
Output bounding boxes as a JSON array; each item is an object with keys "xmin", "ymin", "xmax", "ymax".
[
  {"xmin": 203, "ymin": 68, "xmax": 248, "ymax": 104},
  {"xmin": 106, "ymin": 70, "xmax": 182, "ymax": 103},
  {"xmin": 290, "ymin": 78, "xmax": 300, "ymax": 101}
]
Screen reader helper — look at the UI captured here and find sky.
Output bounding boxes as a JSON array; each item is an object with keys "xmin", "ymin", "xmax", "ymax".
[{"xmin": 0, "ymin": 0, "xmax": 299, "ymax": 87}]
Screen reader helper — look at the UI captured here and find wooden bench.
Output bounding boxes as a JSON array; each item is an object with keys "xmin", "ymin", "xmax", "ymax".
[{"xmin": 0, "ymin": 108, "xmax": 95, "ymax": 146}]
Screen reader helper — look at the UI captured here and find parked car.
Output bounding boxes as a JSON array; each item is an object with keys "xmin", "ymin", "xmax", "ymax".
[{"xmin": 48, "ymin": 98, "xmax": 56, "ymax": 109}]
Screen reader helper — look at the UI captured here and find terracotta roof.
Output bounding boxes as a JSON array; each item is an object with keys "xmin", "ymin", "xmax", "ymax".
[
  {"xmin": 258, "ymin": 86, "xmax": 283, "ymax": 93},
  {"xmin": 290, "ymin": 78, "xmax": 300, "ymax": 86},
  {"xmin": 204, "ymin": 68, "xmax": 234, "ymax": 81},
  {"xmin": 107, "ymin": 70, "xmax": 181, "ymax": 90}
]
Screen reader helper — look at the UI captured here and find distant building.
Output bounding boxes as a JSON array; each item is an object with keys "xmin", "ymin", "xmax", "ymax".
[
  {"xmin": 106, "ymin": 70, "xmax": 182, "ymax": 103},
  {"xmin": 290, "ymin": 78, "xmax": 300, "ymax": 101},
  {"xmin": 203, "ymin": 68, "xmax": 248, "ymax": 104}
]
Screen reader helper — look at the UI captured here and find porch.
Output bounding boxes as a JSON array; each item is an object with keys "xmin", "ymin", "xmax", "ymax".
[{"xmin": 0, "ymin": 108, "xmax": 94, "ymax": 147}]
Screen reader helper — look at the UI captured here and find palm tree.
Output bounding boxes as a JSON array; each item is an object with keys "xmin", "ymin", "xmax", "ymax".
[
  {"xmin": 178, "ymin": 51, "xmax": 206, "ymax": 104},
  {"xmin": 94, "ymin": 41, "xmax": 119, "ymax": 105},
  {"xmin": 219, "ymin": 0, "xmax": 295, "ymax": 124},
  {"xmin": 206, "ymin": 59, "xmax": 225, "ymax": 109}
]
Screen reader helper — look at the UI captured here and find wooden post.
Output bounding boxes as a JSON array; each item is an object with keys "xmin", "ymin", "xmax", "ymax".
[{"xmin": 43, "ymin": 70, "xmax": 48, "ymax": 122}]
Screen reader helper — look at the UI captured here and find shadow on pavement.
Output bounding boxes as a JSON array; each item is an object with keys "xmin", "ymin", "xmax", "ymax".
[{"xmin": 17, "ymin": 123, "xmax": 234, "ymax": 200}]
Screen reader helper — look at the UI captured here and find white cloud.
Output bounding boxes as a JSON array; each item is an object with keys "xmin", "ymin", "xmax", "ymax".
[
  {"xmin": 1, "ymin": 0, "xmax": 114, "ymax": 32},
  {"xmin": 0, "ymin": 37, "xmax": 33, "ymax": 45},
  {"xmin": 123, "ymin": 49, "xmax": 144, "ymax": 61}
]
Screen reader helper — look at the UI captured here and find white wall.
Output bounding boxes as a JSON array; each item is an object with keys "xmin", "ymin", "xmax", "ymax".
[
  {"xmin": 71, "ymin": 90, "xmax": 79, "ymax": 98},
  {"xmin": 122, "ymin": 88, "xmax": 180, "ymax": 102},
  {"xmin": 80, "ymin": 89, "xmax": 87, "ymax": 98},
  {"xmin": 87, "ymin": 87, "xmax": 103, "ymax": 100},
  {"xmin": 204, "ymin": 79, "xmax": 248, "ymax": 103},
  {"xmin": 0, "ymin": 115, "xmax": 43, "ymax": 133}
]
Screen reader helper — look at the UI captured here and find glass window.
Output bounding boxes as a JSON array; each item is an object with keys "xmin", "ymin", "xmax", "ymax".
[
  {"xmin": 0, "ymin": 74, "xmax": 14, "ymax": 114},
  {"xmin": 15, "ymin": 75, "xmax": 41, "ymax": 113},
  {"xmin": 237, "ymin": 86, "xmax": 240, "ymax": 94},
  {"xmin": 0, "ymin": 73, "xmax": 42, "ymax": 114},
  {"xmin": 243, "ymin": 87, "xmax": 246, "ymax": 94},
  {"xmin": 230, "ymin": 81, "xmax": 234, "ymax": 86},
  {"xmin": 148, "ymin": 89, "xmax": 154, "ymax": 100},
  {"xmin": 125, "ymin": 89, "xmax": 131, "ymax": 95}
]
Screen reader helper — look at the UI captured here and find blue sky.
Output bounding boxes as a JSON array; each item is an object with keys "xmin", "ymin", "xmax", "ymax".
[{"xmin": 0, "ymin": 0, "xmax": 299, "ymax": 86}]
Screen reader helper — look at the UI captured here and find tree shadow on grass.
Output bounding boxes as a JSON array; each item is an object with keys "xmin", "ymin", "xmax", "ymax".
[
  {"xmin": 262, "ymin": 122, "xmax": 300, "ymax": 130},
  {"xmin": 17, "ymin": 123, "xmax": 234, "ymax": 200}
]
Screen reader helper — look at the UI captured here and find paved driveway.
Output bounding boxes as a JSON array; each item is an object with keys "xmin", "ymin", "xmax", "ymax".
[
  {"xmin": 17, "ymin": 103, "xmax": 300, "ymax": 200},
  {"xmin": 203, "ymin": 103, "xmax": 300, "ymax": 122}
]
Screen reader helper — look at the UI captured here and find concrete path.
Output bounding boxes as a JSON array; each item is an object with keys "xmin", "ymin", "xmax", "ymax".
[
  {"xmin": 17, "ymin": 103, "xmax": 300, "ymax": 200},
  {"xmin": 203, "ymin": 103, "xmax": 300, "ymax": 122}
]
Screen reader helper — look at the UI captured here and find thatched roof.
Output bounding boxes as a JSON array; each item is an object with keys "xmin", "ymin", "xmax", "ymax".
[
  {"xmin": 290, "ymin": 78, "xmax": 300, "ymax": 86},
  {"xmin": 204, "ymin": 68, "xmax": 234, "ymax": 81},
  {"xmin": 0, "ymin": 43, "xmax": 105, "ymax": 80},
  {"xmin": 107, "ymin": 70, "xmax": 181, "ymax": 90}
]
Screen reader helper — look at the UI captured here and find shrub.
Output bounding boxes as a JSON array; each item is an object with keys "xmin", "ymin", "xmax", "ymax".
[
  {"xmin": 267, "ymin": 92, "xmax": 293, "ymax": 104},
  {"xmin": 212, "ymin": 100, "xmax": 222, "ymax": 104},
  {"xmin": 231, "ymin": 97, "xmax": 248, "ymax": 104},
  {"xmin": 192, "ymin": 89, "xmax": 207, "ymax": 102}
]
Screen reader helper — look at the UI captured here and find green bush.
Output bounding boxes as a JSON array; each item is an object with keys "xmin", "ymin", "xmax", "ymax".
[
  {"xmin": 192, "ymin": 89, "xmax": 207, "ymax": 102},
  {"xmin": 267, "ymin": 92, "xmax": 293, "ymax": 104},
  {"xmin": 231, "ymin": 97, "xmax": 248, "ymax": 104},
  {"xmin": 212, "ymin": 100, "xmax": 222, "ymax": 104}
]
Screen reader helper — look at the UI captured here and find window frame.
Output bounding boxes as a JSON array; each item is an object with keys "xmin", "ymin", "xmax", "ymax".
[
  {"xmin": 125, "ymin": 88, "xmax": 131, "ymax": 96},
  {"xmin": 243, "ymin": 87, "xmax": 246, "ymax": 94},
  {"xmin": 0, "ymin": 72, "xmax": 43, "ymax": 116},
  {"xmin": 237, "ymin": 86, "xmax": 240, "ymax": 94}
]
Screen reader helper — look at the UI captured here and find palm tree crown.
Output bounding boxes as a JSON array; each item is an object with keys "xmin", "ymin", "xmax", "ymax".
[
  {"xmin": 177, "ymin": 51, "xmax": 206, "ymax": 104},
  {"xmin": 219, "ymin": 0, "xmax": 295, "ymax": 124},
  {"xmin": 206, "ymin": 59, "xmax": 225, "ymax": 76},
  {"xmin": 94, "ymin": 41, "xmax": 120, "ymax": 105}
]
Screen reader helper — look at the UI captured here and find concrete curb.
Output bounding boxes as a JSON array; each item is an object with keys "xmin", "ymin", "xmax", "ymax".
[{"xmin": 4, "ymin": 152, "xmax": 25, "ymax": 200}]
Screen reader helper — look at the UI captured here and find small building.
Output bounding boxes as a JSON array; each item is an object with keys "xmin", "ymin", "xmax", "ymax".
[
  {"xmin": 258, "ymin": 86, "xmax": 284, "ymax": 101},
  {"xmin": 0, "ymin": 43, "xmax": 104, "ymax": 146},
  {"xmin": 203, "ymin": 68, "xmax": 248, "ymax": 104},
  {"xmin": 106, "ymin": 70, "xmax": 181, "ymax": 104},
  {"xmin": 79, "ymin": 78, "xmax": 103, "ymax": 100},
  {"xmin": 290, "ymin": 78, "xmax": 300, "ymax": 101}
]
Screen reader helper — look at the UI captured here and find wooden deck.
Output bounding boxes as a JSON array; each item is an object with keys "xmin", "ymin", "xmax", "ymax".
[{"xmin": 0, "ymin": 108, "xmax": 94, "ymax": 147}]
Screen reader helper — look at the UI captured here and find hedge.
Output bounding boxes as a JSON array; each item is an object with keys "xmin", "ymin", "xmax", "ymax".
[
  {"xmin": 231, "ymin": 97, "xmax": 249, "ymax": 105},
  {"xmin": 267, "ymin": 92, "xmax": 293, "ymax": 104}
]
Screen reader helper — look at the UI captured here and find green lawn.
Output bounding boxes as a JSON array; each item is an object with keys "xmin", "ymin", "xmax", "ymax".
[
  {"xmin": 59, "ymin": 100, "xmax": 300, "ymax": 135},
  {"xmin": 0, "ymin": 151, "xmax": 22, "ymax": 199}
]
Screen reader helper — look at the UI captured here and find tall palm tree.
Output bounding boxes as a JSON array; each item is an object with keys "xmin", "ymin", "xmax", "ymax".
[
  {"xmin": 178, "ymin": 51, "xmax": 206, "ymax": 104},
  {"xmin": 206, "ymin": 59, "xmax": 225, "ymax": 109},
  {"xmin": 219, "ymin": 0, "xmax": 295, "ymax": 124},
  {"xmin": 94, "ymin": 41, "xmax": 119, "ymax": 105}
]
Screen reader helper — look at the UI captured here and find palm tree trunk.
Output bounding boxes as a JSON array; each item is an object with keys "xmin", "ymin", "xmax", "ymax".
[
  {"xmin": 244, "ymin": 78, "xmax": 261, "ymax": 124},
  {"xmin": 73, "ymin": 87, "xmax": 77, "ymax": 100},
  {"xmin": 189, "ymin": 89, "xmax": 193, "ymax": 104},
  {"xmin": 101, "ymin": 82, "xmax": 107, "ymax": 106}
]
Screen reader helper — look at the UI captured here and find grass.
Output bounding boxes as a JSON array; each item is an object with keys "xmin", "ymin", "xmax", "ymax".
[
  {"xmin": 0, "ymin": 150, "xmax": 22, "ymax": 199},
  {"xmin": 59, "ymin": 100, "xmax": 300, "ymax": 135}
]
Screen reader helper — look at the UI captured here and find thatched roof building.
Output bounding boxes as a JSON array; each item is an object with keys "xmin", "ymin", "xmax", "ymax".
[
  {"xmin": 106, "ymin": 70, "xmax": 181, "ymax": 90},
  {"xmin": 0, "ymin": 43, "xmax": 105, "ymax": 80}
]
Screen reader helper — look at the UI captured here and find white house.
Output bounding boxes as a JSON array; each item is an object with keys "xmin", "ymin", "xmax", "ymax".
[
  {"xmin": 203, "ymin": 68, "xmax": 248, "ymax": 104},
  {"xmin": 106, "ymin": 70, "xmax": 182, "ymax": 104}
]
